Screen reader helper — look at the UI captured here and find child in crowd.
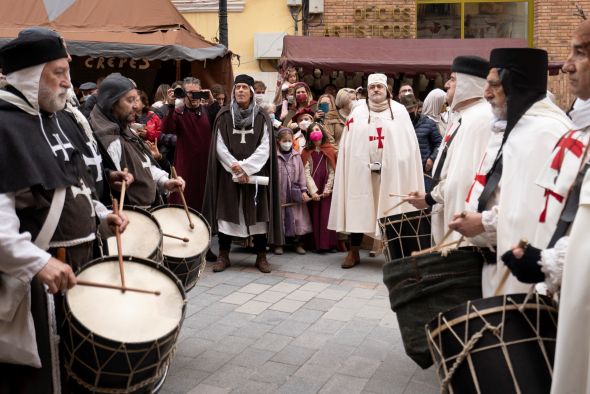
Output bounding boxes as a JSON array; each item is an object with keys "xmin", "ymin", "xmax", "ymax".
[
  {"xmin": 288, "ymin": 108, "xmax": 315, "ymax": 152},
  {"xmin": 275, "ymin": 127, "xmax": 312, "ymax": 255},
  {"xmin": 301, "ymin": 123, "xmax": 338, "ymax": 252},
  {"xmin": 258, "ymin": 102, "xmax": 282, "ymax": 135}
]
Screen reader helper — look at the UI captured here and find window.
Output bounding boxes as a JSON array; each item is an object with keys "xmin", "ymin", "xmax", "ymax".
[{"xmin": 417, "ymin": 0, "xmax": 532, "ymax": 43}]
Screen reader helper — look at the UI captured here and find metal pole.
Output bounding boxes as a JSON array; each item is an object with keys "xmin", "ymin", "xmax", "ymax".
[{"xmin": 219, "ymin": 0, "xmax": 228, "ymax": 48}]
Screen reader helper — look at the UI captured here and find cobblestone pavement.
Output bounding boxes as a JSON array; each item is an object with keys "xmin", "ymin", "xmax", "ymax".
[{"xmin": 161, "ymin": 243, "xmax": 440, "ymax": 394}]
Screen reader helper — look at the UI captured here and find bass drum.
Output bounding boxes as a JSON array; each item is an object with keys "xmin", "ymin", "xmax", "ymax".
[{"xmin": 62, "ymin": 256, "xmax": 186, "ymax": 393}]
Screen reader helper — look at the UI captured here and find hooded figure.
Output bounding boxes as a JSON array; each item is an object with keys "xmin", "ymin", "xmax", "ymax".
[
  {"xmin": 459, "ymin": 48, "xmax": 573, "ymax": 297},
  {"xmin": 408, "ymin": 56, "xmax": 494, "ymax": 247},
  {"xmin": 328, "ymin": 73, "xmax": 425, "ymax": 267},
  {"xmin": 0, "ymin": 27, "xmax": 120, "ymax": 393},
  {"xmin": 421, "ymin": 88, "xmax": 448, "ymax": 135},
  {"xmin": 203, "ymin": 74, "xmax": 283, "ymax": 274},
  {"xmin": 90, "ymin": 73, "xmax": 182, "ymax": 208}
]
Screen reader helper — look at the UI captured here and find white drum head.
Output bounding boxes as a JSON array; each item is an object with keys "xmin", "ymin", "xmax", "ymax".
[
  {"xmin": 152, "ymin": 208, "xmax": 209, "ymax": 258},
  {"xmin": 107, "ymin": 210, "xmax": 161, "ymax": 258},
  {"xmin": 67, "ymin": 260, "xmax": 184, "ymax": 343}
]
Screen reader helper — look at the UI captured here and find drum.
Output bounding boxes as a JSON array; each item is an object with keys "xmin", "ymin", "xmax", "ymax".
[
  {"xmin": 427, "ymin": 293, "xmax": 558, "ymax": 394},
  {"xmin": 150, "ymin": 205, "xmax": 210, "ymax": 292},
  {"xmin": 379, "ymin": 209, "xmax": 432, "ymax": 261},
  {"xmin": 382, "ymin": 247, "xmax": 494, "ymax": 368},
  {"xmin": 106, "ymin": 206, "xmax": 163, "ymax": 262},
  {"xmin": 62, "ymin": 256, "xmax": 186, "ymax": 393}
]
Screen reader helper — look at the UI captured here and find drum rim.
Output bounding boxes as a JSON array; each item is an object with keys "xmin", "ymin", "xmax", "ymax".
[
  {"xmin": 149, "ymin": 204, "xmax": 212, "ymax": 244},
  {"xmin": 427, "ymin": 293, "xmax": 558, "ymax": 337},
  {"xmin": 106, "ymin": 206, "xmax": 163, "ymax": 257},
  {"xmin": 65, "ymin": 255, "xmax": 186, "ymax": 345}
]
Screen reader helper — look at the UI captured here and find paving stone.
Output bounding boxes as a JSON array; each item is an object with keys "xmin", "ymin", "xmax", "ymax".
[
  {"xmin": 212, "ymin": 335, "xmax": 256, "ymax": 355},
  {"xmin": 206, "ymin": 283, "xmax": 241, "ymax": 296},
  {"xmin": 187, "ymin": 383, "xmax": 231, "ymax": 394},
  {"xmin": 253, "ymin": 309, "xmax": 291, "ymax": 326},
  {"xmin": 201, "ymin": 300, "xmax": 241, "ymax": 316},
  {"xmin": 293, "ymin": 362, "xmax": 339, "ymax": 383},
  {"xmin": 352, "ymin": 337, "xmax": 395, "ymax": 362},
  {"xmin": 269, "ymin": 281, "xmax": 302, "ymax": 293},
  {"xmin": 251, "ymin": 333, "xmax": 293, "ymax": 352},
  {"xmin": 308, "ymin": 319, "xmax": 346, "ymax": 334},
  {"xmin": 230, "ymin": 347, "xmax": 276, "ymax": 368},
  {"xmin": 248, "ymin": 361, "xmax": 298, "ymax": 385},
  {"xmin": 183, "ymin": 312, "xmax": 223, "ymax": 330},
  {"xmin": 286, "ymin": 308, "xmax": 324, "ymax": 324},
  {"xmin": 270, "ymin": 320, "xmax": 311, "ymax": 337},
  {"xmin": 290, "ymin": 331, "xmax": 332, "ymax": 350},
  {"xmin": 355, "ymin": 305, "xmax": 388, "ymax": 320},
  {"xmin": 330, "ymin": 327, "xmax": 372, "ymax": 347},
  {"xmin": 191, "ymin": 350, "xmax": 235, "ymax": 373},
  {"xmin": 216, "ymin": 311, "xmax": 256, "ymax": 328},
  {"xmin": 161, "ymin": 369, "xmax": 207, "ymax": 393},
  {"xmin": 232, "ymin": 380, "xmax": 280, "ymax": 394},
  {"xmin": 253, "ymin": 290, "xmax": 287, "ymax": 303},
  {"xmin": 334, "ymin": 296, "xmax": 369, "ymax": 311},
  {"xmin": 319, "ymin": 374, "xmax": 368, "ymax": 394},
  {"xmin": 219, "ymin": 292, "xmax": 256, "ymax": 305},
  {"xmin": 278, "ymin": 376, "xmax": 325, "ymax": 394},
  {"xmin": 271, "ymin": 344, "xmax": 316, "ymax": 366},
  {"xmin": 307, "ymin": 343, "xmax": 356, "ymax": 367},
  {"xmin": 304, "ymin": 298, "xmax": 338, "ymax": 312},
  {"xmin": 299, "ymin": 281, "xmax": 331, "ymax": 292},
  {"xmin": 202, "ymin": 364, "xmax": 255, "ymax": 391},
  {"xmin": 316, "ymin": 288, "xmax": 349, "ymax": 301},
  {"xmin": 269, "ymin": 299, "xmax": 305, "ymax": 313},
  {"xmin": 231, "ymin": 321, "xmax": 274, "ymax": 339},
  {"xmin": 285, "ymin": 289, "xmax": 317, "ymax": 302},
  {"xmin": 253, "ymin": 275, "xmax": 285, "ymax": 285},
  {"xmin": 235, "ymin": 300, "xmax": 272, "ymax": 315},
  {"xmin": 240, "ymin": 283, "xmax": 272, "ymax": 294},
  {"xmin": 194, "ymin": 323, "xmax": 237, "ymax": 342},
  {"xmin": 322, "ymin": 307, "xmax": 357, "ymax": 322},
  {"xmin": 338, "ymin": 355, "xmax": 381, "ymax": 378},
  {"xmin": 222, "ymin": 273, "xmax": 260, "ymax": 287},
  {"xmin": 402, "ymin": 380, "xmax": 439, "ymax": 394},
  {"xmin": 176, "ymin": 337, "xmax": 216, "ymax": 358},
  {"xmin": 410, "ymin": 366, "xmax": 440, "ymax": 387}
]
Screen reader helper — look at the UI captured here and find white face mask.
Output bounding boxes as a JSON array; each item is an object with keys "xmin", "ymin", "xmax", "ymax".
[
  {"xmin": 279, "ymin": 141, "xmax": 293, "ymax": 151},
  {"xmin": 255, "ymin": 93, "xmax": 265, "ymax": 105},
  {"xmin": 299, "ymin": 120, "xmax": 311, "ymax": 131}
]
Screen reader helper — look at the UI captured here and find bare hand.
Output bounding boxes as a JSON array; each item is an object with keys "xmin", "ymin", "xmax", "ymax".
[
  {"xmin": 231, "ymin": 163, "xmax": 244, "ymax": 176},
  {"xmin": 311, "ymin": 193, "xmax": 321, "ymax": 201},
  {"xmin": 288, "ymin": 122, "xmax": 298, "ymax": 130},
  {"xmin": 302, "ymin": 193, "xmax": 311, "ymax": 203},
  {"xmin": 448, "ymin": 212, "xmax": 485, "ymax": 237},
  {"xmin": 109, "ymin": 171, "xmax": 134, "ymax": 192},
  {"xmin": 146, "ymin": 141, "xmax": 162, "ymax": 161},
  {"xmin": 107, "ymin": 211, "xmax": 129, "ymax": 234},
  {"xmin": 511, "ymin": 246, "xmax": 525, "ymax": 259},
  {"xmin": 166, "ymin": 88, "xmax": 175, "ymax": 105},
  {"xmin": 403, "ymin": 191, "xmax": 429, "ymax": 209},
  {"xmin": 237, "ymin": 174, "xmax": 249, "ymax": 184},
  {"xmin": 37, "ymin": 258, "xmax": 76, "ymax": 294},
  {"xmin": 166, "ymin": 176, "xmax": 185, "ymax": 192},
  {"xmin": 322, "ymin": 191, "xmax": 332, "ymax": 197},
  {"xmin": 425, "ymin": 158, "xmax": 434, "ymax": 172},
  {"xmin": 315, "ymin": 110, "xmax": 325, "ymax": 120}
]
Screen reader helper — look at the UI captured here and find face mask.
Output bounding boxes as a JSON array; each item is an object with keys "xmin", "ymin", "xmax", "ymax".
[
  {"xmin": 269, "ymin": 113, "xmax": 275, "ymax": 121},
  {"xmin": 255, "ymin": 93, "xmax": 265, "ymax": 105},
  {"xmin": 279, "ymin": 141, "xmax": 293, "ymax": 151},
  {"xmin": 296, "ymin": 93, "xmax": 308, "ymax": 103},
  {"xmin": 299, "ymin": 120, "xmax": 311, "ymax": 131},
  {"xmin": 309, "ymin": 130, "xmax": 323, "ymax": 142}
]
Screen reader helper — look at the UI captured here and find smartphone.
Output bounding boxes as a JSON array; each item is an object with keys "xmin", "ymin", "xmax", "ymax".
[{"xmin": 318, "ymin": 102, "xmax": 329, "ymax": 114}]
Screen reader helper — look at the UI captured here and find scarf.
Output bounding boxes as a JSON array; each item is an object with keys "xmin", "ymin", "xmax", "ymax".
[
  {"xmin": 231, "ymin": 99, "xmax": 257, "ymax": 130},
  {"xmin": 301, "ymin": 143, "xmax": 337, "ymax": 171},
  {"xmin": 368, "ymin": 99, "xmax": 390, "ymax": 113}
]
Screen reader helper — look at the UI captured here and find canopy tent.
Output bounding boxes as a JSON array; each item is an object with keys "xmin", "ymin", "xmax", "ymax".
[
  {"xmin": 279, "ymin": 36, "xmax": 563, "ymax": 76},
  {"xmin": 0, "ymin": 0, "xmax": 233, "ymax": 94}
]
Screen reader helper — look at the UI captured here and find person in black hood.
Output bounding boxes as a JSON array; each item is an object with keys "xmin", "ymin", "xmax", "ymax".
[{"xmin": 90, "ymin": 73, "xmax": 185, "ymax": 208}]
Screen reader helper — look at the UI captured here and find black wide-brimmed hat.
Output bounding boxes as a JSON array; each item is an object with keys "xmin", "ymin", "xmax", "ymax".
[{"xmin": 0, "ymin": 27, "xmax": 68, "ymax": 74}]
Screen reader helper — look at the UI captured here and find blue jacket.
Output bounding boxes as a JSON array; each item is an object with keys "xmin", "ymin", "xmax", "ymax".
[{"xmin": 413, "ymin": 114, "xmax": 442, "ymax": 166}]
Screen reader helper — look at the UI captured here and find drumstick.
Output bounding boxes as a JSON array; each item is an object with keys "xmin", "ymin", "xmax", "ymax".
[
  {"xmin": 163, "ymin": 233, "xmax": 190, "ymax": 243},
  {"xmin": 112, "ymin": 199, "xmax": 126, "ymax": 291},
  {"xmin": 494, "ymin": 238, "xmax": 529, "ymax": 296},
  {"xmin": 171, "ymin": 166, "xmax": 194, "ymax": 229},
  {"xmin": 282, "ymin": 202, "xmax": 300, "ymax": 208},
  {"xmin": 389, "ymin": 193, "xmax": 409, "ymax": 198},
  {"xmin": 119, "ymin": 168, "xmax": 129, "ymax": 212},
  {"xmin": 411, "ymin": 238, "xmax": 463, "ymax": 257},
  {"xmin": 75, "ymin": 279, "xmax": 160, "ymax": 296},
  {"xmin": 383, "ymin": 200, "xmax": 407, "ymax": 215}
]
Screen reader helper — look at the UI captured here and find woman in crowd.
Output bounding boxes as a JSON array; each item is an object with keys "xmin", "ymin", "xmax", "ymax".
[{"xmin": 316, "ymin": 93, "xmax": 344, "ymax": 147}]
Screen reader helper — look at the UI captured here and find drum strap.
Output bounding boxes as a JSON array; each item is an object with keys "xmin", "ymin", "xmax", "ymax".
[
  {"xmin": 477, "ymin": 151, "xmax": 503, "ymax": 213},
  {"xmin": 34, "ymin": 188, "xmax": 66, "ymax": 250},
  {"xmin": 432, "ymin": 118, "xmax": 461, "ymax": 189},
  {"xmin": 547, "ymin": 160, "xmax": 590, "ymax": 248}
]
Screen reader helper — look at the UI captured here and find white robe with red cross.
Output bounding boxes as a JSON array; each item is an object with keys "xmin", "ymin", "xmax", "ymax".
[{"xmin": 328, "ymin": 100, "xmax": 424, "ymax": 236}]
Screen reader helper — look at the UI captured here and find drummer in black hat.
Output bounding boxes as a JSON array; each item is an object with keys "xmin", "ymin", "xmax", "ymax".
[
  {"xmin": 449, "ymin": 48, "xmax": 573, "ymax": 297},
  {"xmin": 79, "ymin": 81, "xmax": 97, "ymax": 103},
  {"xmin": 0, "ymin": 27, "xmax": 128, "ymax": 393}
]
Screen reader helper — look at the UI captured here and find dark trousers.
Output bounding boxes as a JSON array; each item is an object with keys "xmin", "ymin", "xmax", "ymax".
[
  {"xmin": 350, "ymin": 233, "xmax": 364, "ymax": 247},
  {"xmin": 218, "ymin": 232, "xmax": 267, "ymax": 254}
]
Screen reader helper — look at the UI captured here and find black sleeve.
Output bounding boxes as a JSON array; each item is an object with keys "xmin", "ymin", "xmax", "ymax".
[{"xmin": 207, "ymin": 101, "xmax": 221, "ymax": 127}]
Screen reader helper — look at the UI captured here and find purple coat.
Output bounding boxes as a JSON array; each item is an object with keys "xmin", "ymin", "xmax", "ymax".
[{"xmin": 277, "ymin": 149, "xmax": 312, "ymax": 237}]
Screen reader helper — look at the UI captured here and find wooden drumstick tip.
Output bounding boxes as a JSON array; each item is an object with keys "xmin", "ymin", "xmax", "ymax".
[
  {"xmin": 517, "ymin": 238, "xmax": 529, "ymax": 249},
  {"xmin": 189, "ymin": 222, "xmax": 195, "ymax": 229}
]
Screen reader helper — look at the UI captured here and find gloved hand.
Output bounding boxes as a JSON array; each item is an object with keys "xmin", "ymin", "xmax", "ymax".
[{"xmin": 501, "ymin": 245, "xmax": 545, "ymax": 283}]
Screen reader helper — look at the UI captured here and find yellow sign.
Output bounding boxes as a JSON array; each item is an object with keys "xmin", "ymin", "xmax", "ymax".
[
  {"xmin": 324, "ymin": 5, "xmax": 413, "ymax": 39},
  {"xmin": 84, "ymin": 57, "xmax": 150, "ymax": 70}
]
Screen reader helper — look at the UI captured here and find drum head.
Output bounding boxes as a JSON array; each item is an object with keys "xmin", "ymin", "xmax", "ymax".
[
  {"xmin": 66, "ymin": 258, "xmax": 184, "ymax": 343},
  {"xmin": 106, "ymin": 208, "xmax": 162, "ymax": 259},
  {"xmin": 151, "ymin": 205, "xmax": 210, "ymax": 258}
]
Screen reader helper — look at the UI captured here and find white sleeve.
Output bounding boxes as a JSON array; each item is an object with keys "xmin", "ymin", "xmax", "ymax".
[
  {"xmin": 539, "ymin": 236, "xmax": 568, "ymax": 293},
  {"xmin": 429, "ymin": 179, "xmax": 445, "ymax": 204},
  {"xmin": 481, "ymin": 205, "xmax": 499, "ymax": 234},
  {"xmin": 0, "ymin": 193, "xmax": 51, "ymax": 282},
  {"xmin": 216, "ymin": 130, "xmax": 239, "ymax": 174},
  {"xmin": 93, "ymin": 200, "xmax": 114, "ymax": 237},
  {"xmin": 240, "ymin": 124, "xmax": 270, "ymax": 176},
  {"xmin": 106, "ymin": 139, "xmax": 122, "ymax": 171},
  {"xmin": 150, "ymin": 164, "xmax": 170, "ymax": 192}
]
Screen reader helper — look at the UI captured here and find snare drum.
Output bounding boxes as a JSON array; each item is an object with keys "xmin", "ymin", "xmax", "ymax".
[
  {"xmin": 62, "ymin": 256, "xmax": 186, "ymax": 393},
  {"xmin": 106, "ymin": 206, "xmax": 163, "ymax": 262},
  {"xmin": 379, "ymin": 209, "xmax": 432, "ymax": 261},
  {"xmin": 150, "ymin": 205, "xmax": 210, "ymax": 292},
  {"xmin": 427, "ymin": 293, "xmax": 558, "ymax": 394}
]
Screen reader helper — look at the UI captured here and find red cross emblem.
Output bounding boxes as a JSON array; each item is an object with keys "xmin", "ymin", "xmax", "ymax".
[
  {"xmin": 551, "ymin": 130, "xmax": 585, "ymax": 171},
  {"xmin": 345, "ymin": 117, "xmax": 354, "ymax": 129},
  {"xmin": 539, "ymin": 189, "xmax": 564, "ymax": 223},
  {"xmin": 369, "ymin": 127, "xmax": 385, "ymax": 149},
  {"xmin": 465, "ymin": 174, "xmax": 487, "ymax": 203}
]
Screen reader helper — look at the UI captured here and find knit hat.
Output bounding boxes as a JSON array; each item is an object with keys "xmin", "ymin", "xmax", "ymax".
[
  {"xmin": 451, "ymin": 56, "xmax": 490, "ymax": 79},
  {"xmin": 97, "ymin": 73, "xmax": 136, "ymax": 112},
  {"xmin": 367, "ymin": 73, "xmax": 387, "ymax": 87},
  {"xmin": 234, "ymin": 74, "xmax": 255, "ymax": 87},
  {"xmin": 0, "ymin": 27, "xmax": 68, "ymax": 74},
  {"xmin": 79, "ymin": 82, "xmax": 97, "ymax": 91}
]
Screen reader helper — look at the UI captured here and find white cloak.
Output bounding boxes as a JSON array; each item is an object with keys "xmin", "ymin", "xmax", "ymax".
[
  {"xmin": 430, "ymin": 99, "xmax": 492, "ymax": 245},
  {"xmin": 328, "ymin": 100, "xmax": 424, "ymax": 236},
  {"xmin": 487, "ymin": 98, "xmax": 572, "ymax": 296}
]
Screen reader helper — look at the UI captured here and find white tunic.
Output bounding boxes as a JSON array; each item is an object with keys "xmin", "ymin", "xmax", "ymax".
[
  {"xmin": 216, "ymin": 125, "xmax": 270, "ymax": 237},
  {"xmin": 429, "ymin": 99, "xmax": 492, "ymax": 245},
  {"xmin": 487, "ymin": 98, "xmax": 572, "ymax": 296},
  {"xmin": 328, "ymin": 100, "xmax": 424, "ymax": 236}
]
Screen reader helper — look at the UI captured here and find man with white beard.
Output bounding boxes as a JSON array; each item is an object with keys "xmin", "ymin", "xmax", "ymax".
[
  {"xmin": 329, "ymin": 73, "xmax": 424, "ymax": 268},
  {"xmin": 449, "ymin": 48, "xmax": 572, "ymax": 296}
]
